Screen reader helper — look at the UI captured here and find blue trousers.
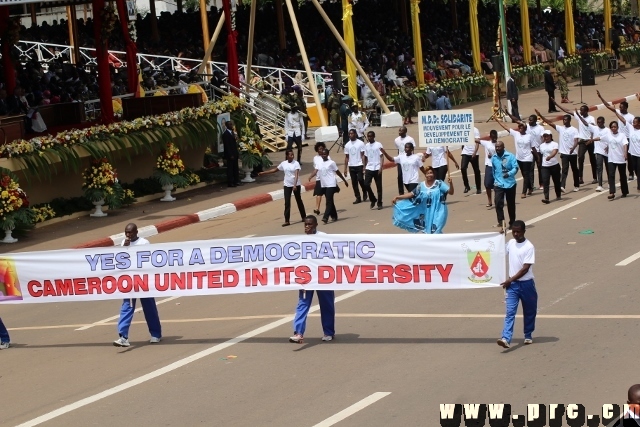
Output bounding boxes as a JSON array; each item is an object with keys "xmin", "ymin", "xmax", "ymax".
[
  {"xmin": 501, "ymin": 279, "xmax": 538, "ymax": 343},
  {"xmin": 293, "ymin": 290, "xmax": 335, "ymax": 336},
  {"xmin": 117, "ymin": 298, "xmax": 162, "ymax": 339},
  {"xmin": 0, "ymin": 317, "xmax": 9, "ymax": 342}
]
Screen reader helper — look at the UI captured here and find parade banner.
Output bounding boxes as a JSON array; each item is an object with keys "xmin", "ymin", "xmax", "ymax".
[
  {"xmin": 0, "ymin": 233, "xmax": 505, "ymax": 304},
  {"xmin": 417, "ymin": 109, "xmax": 475, "ymax": 147}
]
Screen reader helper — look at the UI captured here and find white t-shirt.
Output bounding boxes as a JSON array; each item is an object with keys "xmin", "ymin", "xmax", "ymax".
[
  {"xmin": 588, "ymin": 124, "xmax": 610, "ymax": 156},
  {"xmin": 617, "ymin": 109, "xmax": 635, "ymax": 138},
  {"xmin": 554, "ymin": 125, "xmax": 579, "ymax": 155},
  {"xmin": 480, "ymin": 140, "xmax": 496, "ymax": 167},
  {"xmin": 394, "ymin": 153, "xmax": 423, "ymax": 184},
  {"xmin": 461, "ymin": 128, "xmax": 480, "ymax": 155},
  {"xmin": 317, "ymin": 159, "xmax": 339, "ymax": 187},
  {"xmin": 574, "ymin": 112, "xmax": 595, "ymax": 140},
  {"xmin": 626, "ymin": 123, "xmax": 640, "ymax": 157},
  {"xmin": 394, "ymin": 135, "xmax": 416, "ymax": 153},
  {"xmin": 313, "ymin": 154, "xmax": 331, "ymax": 181},
  {"xmin": 538, "ymin": 141, "xmax": 559, "ymax": 167},
  {"xmin": 277, "ymin": 160, "xmax": 302, "ymax": 187},
  {"xmin": 602, "ymin": 131, "xmax": 628, "ymax": 164},
  {"xmin": 363, "ymin": 141, "xmax": 383, "ymax": 171},
  {"xmin": 506, "ymin": 238, "xmax": 535, "ymax": 281},
  {"xmin": 509, "ymin": 129, "xmax": 534, "ymax": 162},
  {"xmin": 526, "ymin": 124, "xmax": 544, "ymax": 150},
  {"xmin": 426, "ymin": 146, "xmax": 448, "ymax": 168},
  {"xmin": 344, "ymin": 139, "xmax": 365, "ymax": 167},
  {"xmin": 122, "ymin": 237, "xmax": 150, "ymax": 247}
]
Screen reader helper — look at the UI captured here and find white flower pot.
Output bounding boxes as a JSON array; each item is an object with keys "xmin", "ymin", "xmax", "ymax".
[
  {"xmin": 160, "ymin": 184, "xmax": 176, "ymax": 202},
  {"xmin": 1, "ymin": 228, "xmax": 17, "ymax": 244},
  {"xmin": 241, "ymin": 165, "xmax": 255, "ymax": 183},
  {"xmin": 90, "ymin": 199, "xmax": 108, "ymax": 217}
]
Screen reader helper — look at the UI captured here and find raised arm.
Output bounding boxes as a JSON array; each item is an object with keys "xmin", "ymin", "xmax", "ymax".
[
  {"xmin": 596, "ymin": 90, "xmax": 611, "ymax": 107},
  {"xmin": 493, "ymin": 117, "xmax": 511, "ymax": 132},
  {"xmin": 506, "ymin": 112, "xmax": 524, "ymax": 125},
  {"xmin": 553, "ymin": 99, "xmax": 571, "ymax": 114},
  {"xmin": 534, "ymin": 109, "xmax": 555, "ymax": 128},
  {"xmin": 380, "ymin": 147, "xmax": 395, "ymax": 163},
  {"xmin": 574, "ymin": 108, "xmax": 589, "ymax": 127}
]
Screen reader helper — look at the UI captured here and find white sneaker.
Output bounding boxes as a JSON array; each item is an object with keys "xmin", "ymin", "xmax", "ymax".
[
  {"xmin": 289, "ymin": 333, "xmax": 303, "ymax": 343},
  {"xmin": 524, "ymin": 338, "xmax": 533, "ymax": 345},
  {"xmin": 0, "ymin": 342, "xmax": 10, "ymax": 349},
  {"xmin": 150, "ymin": 337, "xmax": 161, "ymax": 344},
  {"xmin": 113, "ymin": 337, "xmax": 130, "ymax": 347},
  {"xmin": 497, "ymin": 338, "xmax": 510, "ymax": 348},
  {"xmin": 573, "ymin": 187, "xmax": 579, "ymax": 192},
  {"xmin": 321, "ymin": 335, "xmax": 334, "ymax": 342},
  {"xmin": 561, "ymin": 187, "xmax": 566, "ymax": 193},
  {"xmin": 596, "ymin": 186, "xmax": 603, "ymax": 192}
]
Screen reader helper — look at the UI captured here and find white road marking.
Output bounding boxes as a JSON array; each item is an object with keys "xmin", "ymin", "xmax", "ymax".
[
  {"xmin": 616, "ymin": 250, "xmax": 640, "ymax": 266},
  {"xmin": 74, "ymin": 296, "xmax": 181, "ymax": 331},
  {"xmin": 311, "ymin": 392, "xmax": 391, "ymax": 427},
  {"xmin": 537, "ymin": 282, "xmax": 593, "ymax": 312},
  {"xmin": 18, "ymin": 290, "xmax": 364, "ymax": 427}
]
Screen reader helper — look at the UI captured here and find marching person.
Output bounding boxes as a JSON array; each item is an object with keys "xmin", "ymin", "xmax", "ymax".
[
  {"xmin": 555, "ymin": 101, "xmax": 596, "ymax": 185},
  {"xmin": 311, "ymin": 142, "xmax": 327, "ymax": 215},
  {"xmin": 308, "ymin": 148, "xmax": 349, "ymax": 224},
  {"xmin": 284, "ymin": 106, "xmax": 305, "ymax": 163},
  {"xmin": 508, "ymin": 113, "xmax": 545, "ymax": 190},
  {"xmin": 391, "ymin": 166, "xmax": 454, "ymax": 234},
  {"xmin": 459, "ymin": 127, "xmax": 482, "ymax": 194},
  {"xmin": 536, "ymin": 110, "xmax": 580, "ymax": 193},
  {"xmin": 348, "ymin": 104, "xmax": 369, "ymax": 140},
  {"xmin": 609, "ymin": 111, "xmax": 640, "ymax": 192},
  {"xmin": 258, "ymin": 149, "xmax": 306, "ymax": 227},
  {"xmin": 424, "ymin": 145, "xmax": 459, "ymax": 182},
  {"xmin": 114, "ymin": 223, "xmax": 162, "ymax": 348},
  {"xmin": 599, "ymin": 121, "xmax": 629, "ymax": 200},
  {"xmin": 576, "ymin": 114, "xmax": 609, "ymax": 192},
  {"xmin": 497, "ymin": 220, "xmax": 537, "ymax": 349},
  {"xmin": 491, "ymin": 141, "xmax": 519, "ymax": 232},
  {"xmin": 597, "ymin": 90, "xmax": 636, "ymax": 181},
  {"xmin": 289, "ymin": 215, "xmax": 335, "ymax": 343},
  {"xmin": 363, "ymin": 130, "xmax": 384, "ymax": 210},
  {"xmin": 343, "ymin": 129, "xmax": 367, "ymax": 204},
  {"xmin": 222, "ymin": 121, "xmax": 240, "ymax": 188},
  {"xmin": 382, "ymin": 142, "xmax": 428, "ymax": 194},
  {"xmin": 478, "ymin": 130, "xmax": 498, "ymax": 208},
  {"xmin": 0, "ymin": 317, "xmax": 10, "ymax": 349},
  {"xmin": 394, "ymin": 126, "xmax": 416, "ymax": 195},
  {"xmin": 494, "ymin": 119, "xmax": 537, "ymax": 198},
  {"xmin": 538, "ymin": 130, "xmax": 562, "ymax": 204}
]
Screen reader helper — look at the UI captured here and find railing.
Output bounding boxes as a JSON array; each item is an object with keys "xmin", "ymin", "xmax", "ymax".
[{"xmin": 12, "ymin": 40, "xmax": 331, "ymax": 99}]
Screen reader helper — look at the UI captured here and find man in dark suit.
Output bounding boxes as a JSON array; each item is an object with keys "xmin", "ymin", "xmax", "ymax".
[
  {"xmin": 544, "ymin": 65, "xmax": 558, "ymax": 113},
  {"xmin": 506, "ymin": 76, "xmax": 519, "ymax": 121},
  {"xmin": 222, "ymin": 121, "xmax": 240, "ymax": 187}
]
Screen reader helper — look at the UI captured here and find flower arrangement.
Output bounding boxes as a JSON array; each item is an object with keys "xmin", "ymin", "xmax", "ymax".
[
  {"xmin": 81, "ymin": 158, "xmax": 125, "ymax": 209},
  {"xmin": 32, "ymin": 205, "xmax": 56, "ymax": 224},
  {"xmin": 236, "ymin": 118, "xmax": 272, "ymax": 170},
  {"xmin": 510, "ymin": 64, "xmax": 544, "ymax": 79},
  {"xmin": 100, "ymin": 6, "xmax": 118, "ymax": 45},
  {"xmin": 153, "ymin": 142, "xmax": 192, "ymax": 188},
  {"xmin": 440, "ymin": 73, "xmax": 491, "ymax": 91},
  {"xmin": 204, "ymin": 147, "xmax": 221, "ymax": 169},
  {"xmin": 0, "ymin": 170, "xmax": 35, "ymax": 232}
]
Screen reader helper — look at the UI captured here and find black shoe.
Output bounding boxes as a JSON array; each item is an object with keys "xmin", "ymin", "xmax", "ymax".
[
  {"xmin": 322, "ymin": 219, "xmax": 329, "ymax": 224},
  {"xmin": 363, "ymin": 194, "xmax": 368, "ymax": 202},
  {"xmin": 377, "ymin": 204, "xmax": 383, "ymax": 210},
  {"xmin": 464, "ymin": 187, "xmax": 470, "ymax": 193},
  {"xmin": 476, "ymin": 190, "xmax": 482, "ymax": 195},
  {"xmin": 370, "ymin": 199, "xmax": 377, "ymax": 209},
  {"xmin": 313, "ymin": 209, "xmax": 320, "ymax": 215},
  {"xmin": 353, "ymin": 199, "xmax": 362, "ymax": 204},
  {"xmin": 228, "ymin": 184, "xmax": 237, "ymax": 187}
]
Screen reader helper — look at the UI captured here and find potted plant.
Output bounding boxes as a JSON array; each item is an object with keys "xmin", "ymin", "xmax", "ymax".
[
  {"xmin": 0, "ymin": 169, "xmax": 35, "ymax": 243},
  {"xmin": 82, "ymin": 158, "xmax": 124, "ymax": 217},
  {"xmin": 153, "ymin": 142, "xmax": 189, "ymax": 201},
  {"xmin": 236, "ymin": 120, "xmax": 272, "ymax": 183}
]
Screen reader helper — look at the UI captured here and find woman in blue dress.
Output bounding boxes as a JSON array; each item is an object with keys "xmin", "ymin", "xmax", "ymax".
[{"xmin": 391, "ymin": 166, "xmax": 454, "ymax": 234}]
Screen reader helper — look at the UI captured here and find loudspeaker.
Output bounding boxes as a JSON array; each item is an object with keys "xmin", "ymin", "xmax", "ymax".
[
  {"xmin": 580, "ymin": 53, "xmax": 595, "ymax": 86},
  {"xmin": 491, "ymin": 55, "xmax": 503, "ymax": 73},
  {"xmin": 332, "ymin": 70, "xmax": 342, "ymax": 92}
]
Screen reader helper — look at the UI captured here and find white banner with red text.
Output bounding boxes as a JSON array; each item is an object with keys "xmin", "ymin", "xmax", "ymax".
[{"xmin": 0, "ymin": 233, "xmax": 505, "ymax": 303}]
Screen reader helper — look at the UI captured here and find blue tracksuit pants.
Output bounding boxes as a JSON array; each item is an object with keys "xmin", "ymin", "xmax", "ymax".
[
  {"xmin": 292, "ymin": 290, "xmax": 335, "ymax": 336},
  {"xmin": 501, "ymin": 279, "xmax": 538, "ymax": 343},
  {"xmin": 117, "ymin": 298, "xmax": 162, "ymax": 339},
  {"xmin": 0, "ymin": 317, "xmax": 9, "ymax": 342}
]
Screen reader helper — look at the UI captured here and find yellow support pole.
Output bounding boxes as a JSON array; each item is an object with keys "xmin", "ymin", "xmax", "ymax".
[
  {"xmin": 520, "ymin": 0, "xmax": 532, "ymax": 64},
  {"xmin": 342, "ymin": 0, "xmax": 358, "ymax": 102},
  {"xmin": 604, "ymin": 0, "xmax": 612, "ymax": 52},
  {"xmin": 246, "ymin": 0, "xmax": 257, "ymax": 81},
  {"xmin": 469, "ymin": 0, "xmax": 481, "ymax": 72},
  {"xmin": 197, "ymin": 12, "xmax": 225, "ymax": 76},
  {"xmin": 410, "ymin": 0, "xmax": 424, "ymax": 84},
  {"xmin": 564, "ymin": 0, "xmax": 576, "ymax": 55},
  {"xmin": 200, "ymin": 0, "xmax": 211, "ymax": 76}
]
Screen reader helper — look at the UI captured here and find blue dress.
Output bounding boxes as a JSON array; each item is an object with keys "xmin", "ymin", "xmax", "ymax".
[{"xmin": 393, "ymin": 180, "xmax": 450, "ymax": 234}]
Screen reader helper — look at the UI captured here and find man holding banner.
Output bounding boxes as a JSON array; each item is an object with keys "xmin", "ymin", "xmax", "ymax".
[
  {"xmin": 113, "ymin": 223, "xmax": 163, "ymax": 348},
  {"xmin": 0, "ymin": 317, "xmax": 10, "ymax": 349},
  {"xmin": 289, "ymin": 216, "xmax": 335, "ymax": 344}
]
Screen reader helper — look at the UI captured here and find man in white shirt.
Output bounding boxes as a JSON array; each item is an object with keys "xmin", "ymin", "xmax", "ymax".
[
  {"xmin": 343, "ymin": 129, "xmax": 367, "ymax": 204},
  {"xmin": 497, "ymin": 220, "xmax": 537, "ymax": 349},
  {"xmin": 537, "ymin": 110, "xmax": 580, "ymax": 192},
  {"xmin": 556, "ymin": 101, "xmax": 596, "ymax": 184},
  {"xmin": 381, "ymin": 142, "xmax": 426, "ymax": 194},
  {"xmin": 581, "ymin": 115, "xmax": 610, "ymax": 191},
  {"xmin": 348, "ymin": 104, "xmax": 369, "ymax": 140},
  {"xmin": 290, "ymin": 215, "xmax": 335, "ymax": 344},
  {"xmin": 597, "ymin": 90, "xmax": 636, "ymax": 180},
  {"xmin": 285, "ymin": 106, "xmax": 305, "ymax": 163},
  {"xmin": 114, "ymin": 223, "xmax": 162, "ymax": 348},
  {"xmin": 394, "ymin": 126, "xmax": 416, "ymax": 195},
  {"xmin": 363, "ymin": 130, "xmax": 384, "ymax": 210},
  {"xmin": 460, "ymin": 127, "xmax": 482, "ymax": 194}
]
